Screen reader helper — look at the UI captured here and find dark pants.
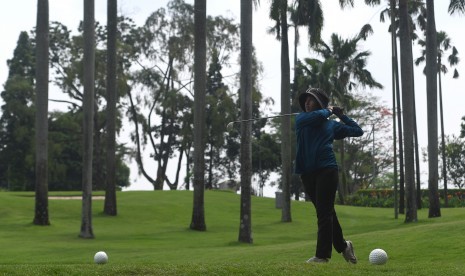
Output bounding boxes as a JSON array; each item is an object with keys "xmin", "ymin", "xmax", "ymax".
[{"xmin": 301, "ymin": 167, "xmax": 347, "ymax": 259}]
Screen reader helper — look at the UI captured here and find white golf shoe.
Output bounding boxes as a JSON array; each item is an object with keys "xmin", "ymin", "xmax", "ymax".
[{"xmin": 342, "ymin": 240, "xmax": 357, "ymax": 264}]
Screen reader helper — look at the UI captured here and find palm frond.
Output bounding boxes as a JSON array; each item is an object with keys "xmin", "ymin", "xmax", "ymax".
[
  {"xmin": 449, "ymin": 0, "xmax": 465, "ymax": 15},
  {"xmin": 364, "ymin": 0, "xmax": 382, "ymax": 6},
  {"xmin": 358, "ymin": 24, "xmax": 374, "ymax": 41},
  {"xmin": 414, "ymin": 56, "xmax": 425, "ymax": 66},
  {"xmin": 448, "ymin": 46, "xmax": 460, "ymax": 66},
  {"xmin": 339, "ymin": 0, "xmax": 354, "ymax": 9}
]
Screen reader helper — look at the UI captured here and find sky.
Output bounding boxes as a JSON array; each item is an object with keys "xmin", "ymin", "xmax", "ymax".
[{"xmin": 1, "ymin": 0, "xmax": 464, "ymax": 195}]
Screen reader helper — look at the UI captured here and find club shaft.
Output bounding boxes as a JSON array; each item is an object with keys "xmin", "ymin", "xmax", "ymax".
[{"xmin": 229, "ymin": 113, "xmax": 299, "ymax": 125}]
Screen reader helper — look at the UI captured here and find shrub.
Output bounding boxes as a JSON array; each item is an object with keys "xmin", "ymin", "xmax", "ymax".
[{"xmin": 337, "ymin": 189, "xmax": 465, "ymax": 208}]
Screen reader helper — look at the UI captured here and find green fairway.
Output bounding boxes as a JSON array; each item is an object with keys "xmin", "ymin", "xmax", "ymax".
[{"xmin": 0, "ymin": 190, "xmax": 464, "ymax": 275}]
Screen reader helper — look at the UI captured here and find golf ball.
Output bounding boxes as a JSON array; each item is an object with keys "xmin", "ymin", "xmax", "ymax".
[
  {"xmin": 94, "ymin": 251, "xmax": 108, "ymax": 264},
  {"xmin": 369, "ymin": 248, "xmax": 388, "ymax": 265}
]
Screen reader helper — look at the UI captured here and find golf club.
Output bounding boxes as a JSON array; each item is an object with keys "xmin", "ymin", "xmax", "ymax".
[{"xmin": 226, "ymin": 113, "xmax": 299, "ymax": 131}]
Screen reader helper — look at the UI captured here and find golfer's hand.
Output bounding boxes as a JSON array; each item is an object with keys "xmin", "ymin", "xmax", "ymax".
[{"xmin": 332, "ymin": 106, "xmax": 344, "ymax": 117}]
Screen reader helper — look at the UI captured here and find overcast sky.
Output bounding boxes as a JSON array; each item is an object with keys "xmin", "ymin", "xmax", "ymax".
[{"xmin": 1, "ymin": 0, "xmax": 464, "ymax": 193}]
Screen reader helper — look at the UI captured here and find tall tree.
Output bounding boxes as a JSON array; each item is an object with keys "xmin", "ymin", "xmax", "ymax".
[
  {"xmin": 46, "ymin": 20, "xmax": 131, "ymax": 192},
  {"xmin": 135, "ymin": 1, "xmax": 195, "ymax": 191},
  {"xmin": 425, "ymin": 0, "xmax": 440, "ymax": 218},
  {"xmin": 365, "ymin": 0, "xmax": 411, "ymax": 214},
  {"xmin": 366, "ymin": 0, "xmax": 426, "ymax": 215},
  {"xmin": 443, "ymin": 135, "xmax": 465, "ymax": 189},
  {"xmin": 238, "ymin": 0, "xmax": 253, "ymax": 243},
  {"xmin": 279, "ymin": 0, "xmax": 292, "ymax": 223},
  {"xmin": 190, "ymin": 0, "xmax": 207, "ymax": 231},
  {"xmin": 104, "ymin": 0, "xmax": 118, "ymax": 216},
  {"xmin": 289, "ymin": 0, "xmax": 324, "ymax": 200},
  {"xmin": 269, "ymin": 0, "xmax": 292, "ymax": 222},
  {"xmin": 80, "ymin": 0, "xmax": 96, "ymax": 238},
  {"xmin": 389, "ymin": 0, "xmax": 399, "ymax": 219},
  {"xmin": 129, "ymin": 1, "xmax": 239, "ymax": 191},
  {"xmin": 0, "ymin": 33, "xmax": 35, "ymax": 191},
  {"xmin": 33, "ymin": 0, "xmax": 50, "ymax": 226},
  {"xmin": 436, "ymin": 32, "xmax": 459, "ymax": 208},
  {"xmin": 398, "ymin": 0, "xmax": 417, "ymax": 223},
  {"xmin": 205, "ymin": 49, "xmax": 237, "ymax": 189},
  {"xmin": 268, "ymin": 0, "xmax": 323, "ymax": 202},
  {"xmin": 288, "ymin": 0, "xmax": 323, "ymax": 92},
  {"xmin": 416, "ymin": 30, "xmax": 459, "ymax": 209}
]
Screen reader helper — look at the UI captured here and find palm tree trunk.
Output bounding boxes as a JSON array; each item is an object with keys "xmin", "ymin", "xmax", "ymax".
[
  {"xmin": 439, "ymin": 71, "xmax": 448, "ymax": 207},
  {"xmin": 399, "ymin": 0, "xmax": 417, "ymax": 223},
  {"xmin": 34, "ymin": 0, "xmax": 50, "ymax": 226},
  {"xmin": 207, "ymin": 145, "xmax": 213, "ymax": 189},
  {"xmin": 185, "ymin": 147, "xmax": 191, "ymax": 190},
  {"xmin": 390, "ymin": 0, "xmax": 398, "ymax": 219},
  {"xmin": 238, "ymin": 0, "xmax": 253, "ymax": 243},
  {"xmin": 412, "ymin": 73, "xmax": 422, "ymax": 209},
  {"xmin": 425, "ymin": 0, "xmax": 441, "ymax": 217},
  {"xmin": 104, "ymin": 0, "xmax": 117, "ymax": 216},
  {"xmin": 80, "ymin": 0, "xmax": 95, "ymax": 238},
  {"xmin": 293, "ymin": 25, "xmax": 300, "ymax": 201},
  {"xmin": 190, "ymin": 0, "xmax": 207, "ymax": 231},
  {"xmin": 280, "ymin": 0, "xmax": 292, "ymax": 223},
  {"xmin": 394, "ymin": 19, "xmax": 405, "ymax": 215}
]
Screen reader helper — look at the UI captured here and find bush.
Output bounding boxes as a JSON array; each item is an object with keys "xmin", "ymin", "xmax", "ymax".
[{"xmin": 337, "ymin": 189, "xmax": 465, "ymax": 208}]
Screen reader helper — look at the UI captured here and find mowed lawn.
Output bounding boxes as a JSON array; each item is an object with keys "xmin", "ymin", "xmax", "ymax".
[{"xmin": 0, "ymin": 190, "xmax": 464, "ymax": 275}]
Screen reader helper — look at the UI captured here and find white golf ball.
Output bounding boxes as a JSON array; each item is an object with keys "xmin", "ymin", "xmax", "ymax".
[
  {"xmin": 94, "ymin": 251, "xmax": 108, "ymax": 264},
  {"xmin": 369, "ymin": 248, "xmax": 388, "ymax": 265}
]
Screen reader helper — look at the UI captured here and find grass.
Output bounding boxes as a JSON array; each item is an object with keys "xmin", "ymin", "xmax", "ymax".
[{"xmin": 0, "ymin": 190, "xmax": 464, "ymax": 275}]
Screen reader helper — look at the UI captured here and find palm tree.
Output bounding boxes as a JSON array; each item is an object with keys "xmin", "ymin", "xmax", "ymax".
[
  {"xmin": 269, "ymin": 0, "xmax": 326, "ymax": 222},
  {"xmin": 104, "ymin": 0, "xmax": 117, "ymax": 216},
  {"xmin": 275, "ymin": 0, "xmax": 323, "ymax": 90},
  {"xmin": 33, "ymin": 0, "xmax": 50, "ymax": 226},
  {"xmin": 424, "ymin": 0, "xmax": 440, "ymax": 217},
  {"xmin": 314, "ymin": 25, "xmax": 382, "ymax": 99},
  {"xmin": 365, "ymin": 0, "xmax": 427, "ymax": 215},
  {"xmin": 280, "ymin": 0, "xmax": 291, "ymax": 223},
  {"xmin": 449, "ymin": 0, "xmax": 465, "ymax": 14},
  {"xmin": 297, "ymin": 58, "xmax": 336, "ymax": 102},
  {"xmin": 289, "ymin": 0, "xmax": 323, "ymax": 82},
  {"xmin": 80, "ymin": 0, "xmax": 96, "ymax": 238},
  {"xmin": 190, "ymin": 0, "xmax": 207, "ymax": 231},
  {"xmin": 436, "ymin": 33, "xmax": 459, "ymax": 209},
  {"xmin": 415, "ymin": 30, "xmax": 459, "ymax": 210},
  {"xmin": 269, "ymin": 0, "xmax": 292, "ymax": 222},
  {"xmin": 398, "ymin": 0, "xmax": 417, "ymax": 223},
  {"xmin": 288, "ymin": 1, "xmax": 323, "ymax": 200},
  {"xmin": 312, "ymin": 26, "xmax": 383, "ymax": 197},
  {"xmin": 389, "ymin": 0, "xmax": 399, "ymax": 219},
  {"xmin": 238, "ymin": 0, "xmax": 253, "ymax": 243}
]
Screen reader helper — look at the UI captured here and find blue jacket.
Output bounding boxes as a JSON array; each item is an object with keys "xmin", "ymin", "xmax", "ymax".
[{"xmin": 294, "ymin": 109, "xmax": 364, "ymax": 175}]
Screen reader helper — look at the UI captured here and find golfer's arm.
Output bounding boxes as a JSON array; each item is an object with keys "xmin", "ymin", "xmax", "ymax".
[
  {"xmin": 296, "ymin": 109, "xmax": 331, "ymax": 129},
  {"xmin": 335, "ymin": 115, "xmax": 364, "ymax": 138}
]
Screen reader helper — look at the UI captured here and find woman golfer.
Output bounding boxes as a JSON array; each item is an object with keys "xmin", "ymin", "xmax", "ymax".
[{"xmin": 295, "ymin": 88, "xmax": 363, "ymax": 264}]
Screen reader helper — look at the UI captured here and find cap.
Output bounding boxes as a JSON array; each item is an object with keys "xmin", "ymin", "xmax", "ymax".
[{"xmin": 298, "ymin": 88, "xmax": 330, "ymax": 111}]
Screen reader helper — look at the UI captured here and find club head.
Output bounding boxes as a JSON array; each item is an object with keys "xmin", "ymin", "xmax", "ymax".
[{"xmin": 226, "ymin": 122, "xmax": 234, "ymax": 131}]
